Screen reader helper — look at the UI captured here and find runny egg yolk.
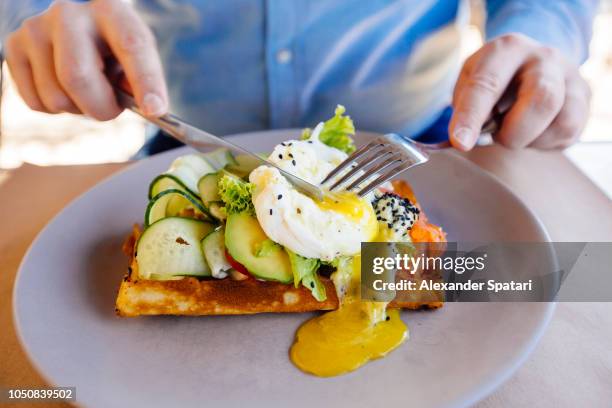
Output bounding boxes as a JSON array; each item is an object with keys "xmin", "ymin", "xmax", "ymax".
[
  {"xmin": 290, "ymin": 255, "xmax": 408, "ymax": 377},
  {"xmin": 315, "ymin": 191, "xmax": 379, "ymax": 242},
  {"xmin": 315, "ymin": 191, "xmax": 370, "ymax": 222}
]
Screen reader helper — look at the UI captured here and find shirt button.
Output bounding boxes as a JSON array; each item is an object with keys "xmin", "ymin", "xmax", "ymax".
[{"xmin": 276, "ymin": 49, "xmax": 292, "ymax": 64}]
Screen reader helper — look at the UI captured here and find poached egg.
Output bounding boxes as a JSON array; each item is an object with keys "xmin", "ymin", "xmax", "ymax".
[{"xmin": 249, "ymin": 124, "xmax": 378, "ymax": 261}]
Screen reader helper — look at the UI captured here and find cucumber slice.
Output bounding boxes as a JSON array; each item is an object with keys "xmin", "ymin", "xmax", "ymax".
[
  {"xmin": 167, "ymin": 154, "xmax": 215, "ymax": 194},
  {"xmin": 148, "ymin": 154, "xmax": 215, "ymax": 200},
  {"xmin": 225, "ymin": 154, "xmax": 263, "ymax": 178},
  {"xmin": 148, "ymin": 174, "xmax": 194, "ymax": 200},
  {"xmin": 202, "ymin": 148, "xmax": 237, "ymax": 170},
  {"xmin": 145, "ymin": 189, "xmax": 212, "ymax": 226},
  {"xmin": 208, "ymin": 202, "xmax": 226, "ymax": 220},
  {"xmin": 225, "ymin": 213, "xmax": 293, "ymax": 283},
  {"xmin": 136, "ymin": 217, "xmax": 215, "ymax": 279},
  {"xmin": 201, "ymin": 228, "xmax": 232, "ymax": 278},
  {"xmin": 196, "ymin": 173, "xmax": 226, "ymax": 221},
  {"xmin": 197, "ymin": 172, "xmax": 222, "ymax": 206},
  {"xmin": 150, "ymin": 151, "xmax": 237, "ymax": 200}
]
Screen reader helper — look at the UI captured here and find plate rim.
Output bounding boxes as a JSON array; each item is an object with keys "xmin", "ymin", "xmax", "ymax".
[{"xmin": 12, "ymin": 129, "xmax": 557, "ymax": 407}]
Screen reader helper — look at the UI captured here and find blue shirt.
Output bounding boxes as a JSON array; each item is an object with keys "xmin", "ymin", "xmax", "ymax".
[{"xmin": 1, "ymin": 0, "xmax": 598, "ymax": 138}]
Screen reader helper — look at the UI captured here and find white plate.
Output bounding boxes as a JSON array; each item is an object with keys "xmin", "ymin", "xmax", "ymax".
[{"xmin": 14, "ymin": 130, "xmax": 554, "ymax": 408}]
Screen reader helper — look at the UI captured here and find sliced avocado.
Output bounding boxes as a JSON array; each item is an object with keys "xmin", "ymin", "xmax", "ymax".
[{"xmin": 225, "ymin": 212, "xmax": 293, "ymax": 283}]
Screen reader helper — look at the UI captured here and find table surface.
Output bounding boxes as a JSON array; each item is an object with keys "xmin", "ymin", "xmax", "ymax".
[{"xmin": 1, "ymin": 145, "xmax": 611, "ymax": 407}]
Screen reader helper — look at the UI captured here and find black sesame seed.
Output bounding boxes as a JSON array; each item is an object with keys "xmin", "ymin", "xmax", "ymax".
[
  {"xmin": 310, "ymin": 281, "xmax": 315, "ymax": 288},
  {"xmin": 278, "ymin": 154, "xmax": 283, "ymax": 159},
  {"xmin": 277, "ymin": 194, "xmax": 283, "ymax": 200},
  {"xmin": 307, "ymin": 141, "xmax": 313, "ymax": 144},
  {"xmin": 386, "ymin": 316, "xmax": 390, "ymax": 321},
  {"xmin": 288, "ymin": 153, "xmax": 294, "ymax": 158},
  {"xmin": 281, "ymin": 142, "xmax": 286, "ymax": 146},
  {"xmin": 288, "ymin": 142, "xmax": 293, "ymax": 146},
  {"xmin": 297, "ymin": 208, "xmax": 302, "ymax": 214},
  {"xmin": 292, "ymin": 159, "xmax": 296, "ymax": 166},
  {"xmin": 269, "ymin": 209, "xmax": 273, "ymax": 215}
]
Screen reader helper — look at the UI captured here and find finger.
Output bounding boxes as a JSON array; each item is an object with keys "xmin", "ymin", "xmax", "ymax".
[
  {"xmin": 51, "ymin": 3, "xmax": 122, "ymax": 120},
  {"xmin": 22, "ymin": 31, "xmax": 80, "ymax": 114},
  {"xmin": 449, "ymin": 36, "xmax": 531, "ymax": 150},
  {"xmin": 451, "ymin": 34, "xmax": 536, "ymax": 105},
  {"xmin": 93, "ymin": 0, "xmax": 167, "ymax": 116},
  {"xmin": 4, "ymin": 33, "xmax": 46, "ymax": 111},
  {"xmin": 529, "ymin": 74, "xmax": 590, "ymax": 149},
  {"xmin": 496, "ymin": 57, "xmax": 566, "ymax": 149}
]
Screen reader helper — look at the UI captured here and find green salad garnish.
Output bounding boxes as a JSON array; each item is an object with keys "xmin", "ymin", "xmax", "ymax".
[
  {"xmin": 301, "ymin": 105, "xmax": 356, "ymax": 154},
  {"xmin": 218, "ymin": 173, "xmax": 255, "ymax": 215}
]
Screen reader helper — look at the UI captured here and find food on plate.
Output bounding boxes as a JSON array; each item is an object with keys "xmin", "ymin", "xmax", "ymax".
[{"xmin": 116, "ymin": 106, "xmax": 446, "ymax": 376}]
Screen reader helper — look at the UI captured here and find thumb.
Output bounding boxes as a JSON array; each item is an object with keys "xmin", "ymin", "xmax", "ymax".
[{"xmin": 448, "ymin": 108, "xmax": 480, "ymax": 151}]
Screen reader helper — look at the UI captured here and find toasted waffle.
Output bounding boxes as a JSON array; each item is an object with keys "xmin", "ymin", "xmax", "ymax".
[{"xmin": 115, "ymin": 180, "xmax": 445, "ymax": 317}]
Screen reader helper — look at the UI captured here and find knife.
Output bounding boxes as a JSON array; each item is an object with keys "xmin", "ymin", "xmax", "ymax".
[{"xmin": 114, "ymin": 87, "xmax": 325, "ymax": 201}]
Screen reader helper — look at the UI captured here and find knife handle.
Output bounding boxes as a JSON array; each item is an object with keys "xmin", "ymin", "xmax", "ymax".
[{"xmin": 112, "ymin": 84, "xmax": 187, "ymax": 144}]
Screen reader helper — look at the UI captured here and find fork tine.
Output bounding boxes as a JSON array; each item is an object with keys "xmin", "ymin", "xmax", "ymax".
[
  {"xmin": 357, "ymin": 161, "xmax": 414, "ymax": 196},
  {"xmin": 342, "ymin": 152, "xmax": 403, "ymax": 192},
  {"xmin": 328, "ymin": 149, "xmax": 395, "ymax": 190},
  {"xmin": 321, "ymin": 140, "xmax": 384, "ymax": 185}
]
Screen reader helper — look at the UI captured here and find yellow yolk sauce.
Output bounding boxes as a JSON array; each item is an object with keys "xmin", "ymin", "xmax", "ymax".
[{"xmin": 290, "ymin": 256, "xmax": 408, "ymax": 377}]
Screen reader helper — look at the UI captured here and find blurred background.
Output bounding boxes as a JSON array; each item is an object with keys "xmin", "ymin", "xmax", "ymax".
[{"xmin": 1, "ymin": 0, "xmax": 611, "ymax": 197}]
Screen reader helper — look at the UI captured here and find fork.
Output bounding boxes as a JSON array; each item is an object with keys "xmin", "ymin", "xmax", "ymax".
[{"xmin": 322, "ymin": 115, "xmax": 501, "ymax": 197}]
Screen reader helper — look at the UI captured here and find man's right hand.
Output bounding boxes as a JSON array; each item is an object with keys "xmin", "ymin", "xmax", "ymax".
[{"xmin": 5, "ymin": 0, "xmax": 168, "ymax": 120}]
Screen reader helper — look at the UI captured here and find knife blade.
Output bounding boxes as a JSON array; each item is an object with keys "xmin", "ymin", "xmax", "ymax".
[{"xmin": 114, "ymin": 88, "xmax": 324, "ymax": 201}]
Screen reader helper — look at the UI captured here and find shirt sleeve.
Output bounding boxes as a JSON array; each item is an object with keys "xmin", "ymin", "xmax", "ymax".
[
  {"xmin": 0, "ymin": 0, "xmax": 52, "ymax": 45},
  {"xmin": 485, "ymin": 0, "xmax": 599, "ymax": 63}
]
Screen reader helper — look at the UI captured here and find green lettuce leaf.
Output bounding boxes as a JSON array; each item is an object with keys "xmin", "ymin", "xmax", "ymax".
[
  {"xmin": 217, "ymin": 174, "xmax": 255, "ymax": 215},
  {"xmin": 301, "ymin": 272, "xmax": 326, "ymax": 302},
  {"xmin": 301, "ymin": 105, "xmax": 356, "ymax": 154},
  {"xmin": 286, "ymin": 249, "xmax": 326, "ymax": 301}
]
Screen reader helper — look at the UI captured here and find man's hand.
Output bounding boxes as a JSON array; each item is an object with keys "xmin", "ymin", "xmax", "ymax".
[
  {"xmin": 4, "ymin": 0, "xmax": 168, "ymax": 120},
  {"xmin": 449, "ymin": 33, "xmax": 591, "ymax": 150}
]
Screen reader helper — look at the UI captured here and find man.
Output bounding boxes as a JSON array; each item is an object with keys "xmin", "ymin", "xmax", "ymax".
[{"xmin": 1, "ymin": 0, "xmax": 597, "ymax": 152}]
